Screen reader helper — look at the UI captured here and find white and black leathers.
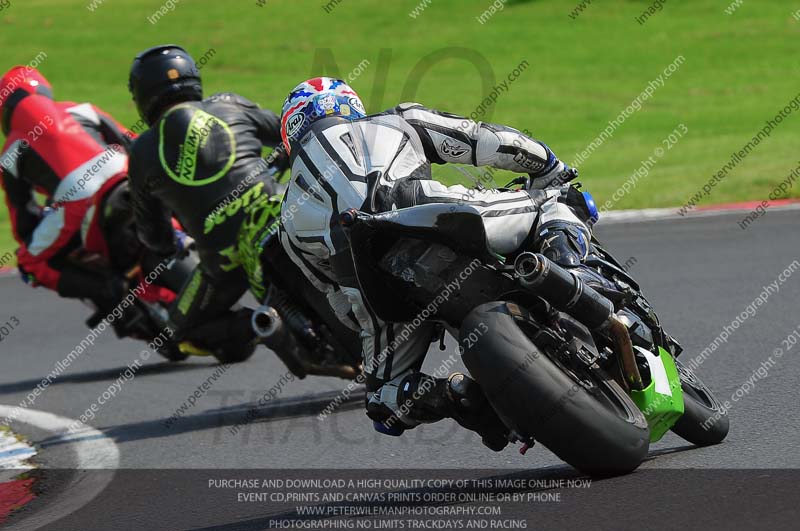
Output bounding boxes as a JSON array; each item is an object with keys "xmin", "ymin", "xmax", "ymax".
[{"xmin": 280, "ymin": 102, "xmax": 589, "ymax": 427}]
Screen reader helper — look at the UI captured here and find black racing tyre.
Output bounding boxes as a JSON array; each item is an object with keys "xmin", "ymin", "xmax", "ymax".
[
  {"xmin": 670, "ymin": 360, "xmax": 729, "ymax": 446},
  {"xmin": 461, "ymin": 301, "xmax": 650, "ymax": 476}
]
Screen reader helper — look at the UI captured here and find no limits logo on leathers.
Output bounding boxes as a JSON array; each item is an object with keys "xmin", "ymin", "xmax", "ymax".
[{"xmin": 159, "ymin": 105, "xmax": 236, "ymax": 187}]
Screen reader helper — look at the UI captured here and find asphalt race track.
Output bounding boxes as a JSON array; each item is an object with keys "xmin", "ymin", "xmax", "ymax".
[{"xmin": 2, "ymin": 209, "xmax": 799, "ymax": 530}]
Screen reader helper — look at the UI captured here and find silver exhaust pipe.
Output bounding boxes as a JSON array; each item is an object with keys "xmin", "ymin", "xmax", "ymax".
[{"xmin": 252, "ymin": 305, "xmax": 281, "ymax": 338}]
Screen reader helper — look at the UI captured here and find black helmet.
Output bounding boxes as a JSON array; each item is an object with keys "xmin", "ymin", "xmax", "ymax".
[{"xmin": 128, "ymin": 44, "xmax": 202, "ymax": 126}]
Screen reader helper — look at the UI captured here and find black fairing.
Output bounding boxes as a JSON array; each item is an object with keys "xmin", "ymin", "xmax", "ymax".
[{"xmin": 345, "ymin": 204, "xmax": 495, "ymax": 323}]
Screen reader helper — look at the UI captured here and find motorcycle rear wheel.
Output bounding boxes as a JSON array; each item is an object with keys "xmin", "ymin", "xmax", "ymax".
[{"xmin": 461, "ymin": 301, "xmax": 650, "ymax": 476}]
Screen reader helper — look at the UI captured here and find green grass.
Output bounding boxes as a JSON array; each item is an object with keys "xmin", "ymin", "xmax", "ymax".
[{"xmin": 1, "ymin": 0, "xmax": 797, "ymax": 260}]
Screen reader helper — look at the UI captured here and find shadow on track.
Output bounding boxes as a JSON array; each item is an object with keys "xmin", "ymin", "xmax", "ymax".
[
  {"xmin": 36, "ymin": 388, "xmax": 364, "ymax": 448},
  {"xmin": 645, "ymin": 444, "xmax": 699, "ymax": 459},
  {"xmin": 0, "ymin": 361, "xmax": 215, "ymax": 395}
]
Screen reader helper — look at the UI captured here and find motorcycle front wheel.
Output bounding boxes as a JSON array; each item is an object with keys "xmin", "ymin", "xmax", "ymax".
[{"xmin": 670, "ymin": 360, "xmax": 730, "ymax": 446}]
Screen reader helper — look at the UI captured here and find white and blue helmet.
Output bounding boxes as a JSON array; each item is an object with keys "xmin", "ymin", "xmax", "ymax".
[{"xmin": 280, "ymin": 77, "xmax": 366, "ymax": 154}]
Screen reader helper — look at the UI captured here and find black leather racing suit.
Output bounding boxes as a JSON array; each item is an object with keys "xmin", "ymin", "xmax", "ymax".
[{"xmin": 128, "ymin": 92, "xmax": 283, "ymax": 345}]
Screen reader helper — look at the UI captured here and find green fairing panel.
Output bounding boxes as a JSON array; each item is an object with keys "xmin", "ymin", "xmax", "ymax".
[{"xmin": 630, "ymin": 346, "xmax": 685, "ymax": 442}]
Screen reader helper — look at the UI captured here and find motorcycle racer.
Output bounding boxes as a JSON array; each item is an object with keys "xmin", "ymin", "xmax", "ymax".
[
  {"xmin": 278, "ymin": 77, "xmax": 596, "ymax": 450},
  {"xmin": 0, "ymin": 65, "xmax": 140, "ymax": 333},
  {"xmin": 127, "ymin": 44, "xmax": 289, "ymax": 359}
]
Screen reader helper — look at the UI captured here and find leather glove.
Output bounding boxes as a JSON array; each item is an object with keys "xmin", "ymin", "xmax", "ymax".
[{"xmin": 529, "ymin": 163, "xmax": 578, "ymax": 190}]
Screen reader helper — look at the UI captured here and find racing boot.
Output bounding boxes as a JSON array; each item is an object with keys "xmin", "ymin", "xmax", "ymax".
[
  {"xmin": 533, "ymin": 218, "xmax": 630, "ymax": 301},
  {"xmin": 57, "ymin": 265, "xmax": 145, "ymax": 338},
  {"xmin": 176, "ymin": 308, "xmax": 258, "ymax": 364},
  {"xmin": 368, "ymin": 372, "xmax": 509, "ymax": 451},
  {"xmin": 534, "ymin": 220, "xmax": 590, "ymax": 268},
  {"xmin": 445, "ymin": 373, "xmax": 510, "ymax": 451}
]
